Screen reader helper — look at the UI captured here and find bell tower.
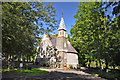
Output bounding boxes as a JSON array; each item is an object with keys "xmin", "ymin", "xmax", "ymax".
[
  {"xmin": 56, "ymin": 11, "xmax": 68, "ymax": 68},
  {"xmin": 56, "ymin": 16, "xmax": 68, "ymax": 51}
]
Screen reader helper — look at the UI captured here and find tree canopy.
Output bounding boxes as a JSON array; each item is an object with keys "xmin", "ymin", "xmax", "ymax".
[
  {"xmin": 2, "ymin": 2, "xmax": 58, "ymax": 61},
  {"xmin": 70, "ymin": 2, "xmax": 120, "ymax": 69}
]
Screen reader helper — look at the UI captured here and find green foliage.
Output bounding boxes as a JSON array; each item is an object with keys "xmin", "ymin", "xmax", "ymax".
[
  {"xmin": 70, "ymin": 2, "xmax": 120, "ymax": 69},
  {"xmin": 43, "ymin": 63, "xmax": 50, "ymax": 67},
  {"xmin": 102, "ymin": 2, "xmax": 120, "ymax": 67},
  {"xmin": 91, "ymin": 69, "xmax": 120, "ymax": 79},
  {"xmin": 71, "ymin": 2, "xmax": 105, "ymax": 67},
  {"xmin": 77, "ymin": 64, "xmax": 81, "ymax": 69},
  {"xmin": 67, "ymin": 66, "xmax": 70, "ymax": 69},
  {"xmin": 36, "ymin": 37, "xmax": 42, "ymax": 46},
  {"xmin": 52, "ymin": 34, "xmax": 58, "ymax": 37},
  {"xmin": 67, "ymin": 65, "xmax": 73, "ymax": 69},
  {"xmin": 2, "ymin": 2, "xmax": 58, "ymax": 65},
  {"xmin": 2, "ymin": 68, "xmax": 48, "ymax": 75}
]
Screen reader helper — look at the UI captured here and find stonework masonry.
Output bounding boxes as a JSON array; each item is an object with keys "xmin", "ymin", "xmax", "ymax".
[{"xmin": 36, "ymin": 17, "xmax": 78, "ymax": 69}]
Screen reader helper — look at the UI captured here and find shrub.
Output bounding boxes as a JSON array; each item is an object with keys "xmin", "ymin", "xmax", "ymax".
[
  {"xmin": 77, "ymin": 64, "xmax": 81, "ymax": 69},
  {"xmin": 46, "ymin": 63, "xmax": 50, "ymax": 67},
  {"xmin": 67, "ymin": 65, "xmax": 73, "ymax": 69},
  {"xmin": 69, "ymin": 65, "xmax": 73, "ymax": 69},
  {"xmin": 67, "ymin": 66, "xmax": 70, "ymax": 69},
  {"xmin": 42, "ymin": 63, "xmax": 50, "ymax": 67}
]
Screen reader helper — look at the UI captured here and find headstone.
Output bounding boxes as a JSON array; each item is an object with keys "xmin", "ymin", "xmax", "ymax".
[
  {"xmin": 20, "ymin": 63, "xmax": 23, "ymax": 68},
  {"xmin": 106, "ymin": 69, "xmax": 109, "ymax": 72}
]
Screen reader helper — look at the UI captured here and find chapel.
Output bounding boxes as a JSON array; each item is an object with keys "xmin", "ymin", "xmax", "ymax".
[{"xmin": 36, "ymin": 16, "xmax": 78, "ymax": 68}]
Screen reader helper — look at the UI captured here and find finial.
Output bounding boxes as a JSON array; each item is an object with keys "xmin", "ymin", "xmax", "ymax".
[{"xmin": 62, "ymin": 10, "xmax": 63, "ymax": 17}]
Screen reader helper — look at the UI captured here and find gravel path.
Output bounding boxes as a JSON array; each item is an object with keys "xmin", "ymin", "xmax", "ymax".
[{"xmin": 2, "ymin": 67, "xmax": 107, "ymax": 80}]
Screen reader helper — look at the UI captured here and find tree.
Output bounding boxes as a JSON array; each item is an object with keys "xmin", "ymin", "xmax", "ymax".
[
  {"xmin": 102, "ymin": 2, "xmax": 120, "ymax": 28},
  {"xmin": 102, "ymin": 1, "xmax": 120, "ymax": 68},
  {"xmin": 71, "ymin": 2, "xmax": 120, "ymax": 71},
  {"xmin": 2, "ymin": 2, "xmax": 58, "ymax": 68},
  {"xmin": 70, "ymin": 2, "xmax": 109, "ymax": 70}
]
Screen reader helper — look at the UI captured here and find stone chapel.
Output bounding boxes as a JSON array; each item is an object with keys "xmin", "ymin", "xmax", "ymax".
[{"xmin": 36, "ymin": 16, "xmax": 78, "ymax": 68}]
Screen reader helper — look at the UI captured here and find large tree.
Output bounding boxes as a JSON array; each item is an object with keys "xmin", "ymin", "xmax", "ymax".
[
  {"xmin": 70, "ymin": 2, "xmax": 120, "ymax": 70},
  {"xmin": 70, "ymin": 2, "xmax": 108, "ymax": 69},
  {"xmin": 102, "ymin": 1, "xmax": 120, "ymax": 68},
  {"xmin": 2, "ymin": 2, "xmax": 58, "ymax": 68}
]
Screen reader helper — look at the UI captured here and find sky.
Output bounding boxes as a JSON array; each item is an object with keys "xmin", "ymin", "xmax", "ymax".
[
  {"xmin": 53, "ymin": 2, "xmax": 80, "ymax": 35},
  {"xmin": 40, "ymin": 2, "xmax": 115, "ymax": 37},
  {"xmin": 42, "ymin": 2, "xmax": 80, "ymax": 36}
]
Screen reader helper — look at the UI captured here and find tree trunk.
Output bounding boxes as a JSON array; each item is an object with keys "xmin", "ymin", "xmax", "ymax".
[
  {"xmin": 34, "ymin": 53, "xmax": 38, "ymax": 64},
  {"xmin": 21, "ymin": 53, "xmax": 23, "ymax": 62},
  {"xmin": 105, "ymin": 61, "xmax": 108, "ymax": 70},
  {"xmin": 18, "ymin": 57, "xmax": 20, "ymax": 62},
  {"xmin": 99, "ymin": 59, "xmax": 102, "ymax": 69},
  {"xmin": 83, "ymin": 62, "xmax": 86, "ymax": 67},
  {"xmin": 7, "ymin": 55, "xmax": 10, "ymax": 69},
  {"xmin": 88, "ymin": 59, "xmax": 91, "ymax": 68},
  {"xmin": 27, "ymin": 56, "xmax": 28, "ymax": 62},
  {"xmin": 113, "ymin": 65, "xmax": 115, "ymax": 69},
  {"xmin": 99, "ymin": 59, "xmax": 102, "ymax": 74},
  {"xmin": 28, "ymin": 56, "xmax": 30, "ymax": 62},
  {"xmin": 96, "ymin": 60, "xmax": 98, "ymax": 68}
]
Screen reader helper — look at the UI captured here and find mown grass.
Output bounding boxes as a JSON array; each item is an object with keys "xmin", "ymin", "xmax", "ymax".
[
  {"xmin": 88, "ymin": 61, "xmax": 119, "ymax": 69},
  {"xmin": 90, "ymin": 69, "xmax": 120, "ymax": 79},
  {"xmin": 2, "ymin": 68, "xmax": 49, "ymax": 76},
  {"xmin": 84, "ymin": 61, "xmax": 120, "ymax": 79}
]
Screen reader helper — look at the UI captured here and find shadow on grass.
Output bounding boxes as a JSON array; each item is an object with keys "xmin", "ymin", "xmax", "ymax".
[
  {"xmin": 2, "ymin": 68, "xmax": 48, "ymax": 76},
  {"xmin": 78, "ymin": 67, "xmax": 120, "ymax": 80},
  {"xmin": 2, "ymin": 70, "xmax": 104, "ymax": 80}
]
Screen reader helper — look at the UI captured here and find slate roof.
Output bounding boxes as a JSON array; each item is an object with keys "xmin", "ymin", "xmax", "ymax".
[
  {"xmin": 67, "ymin": 41, "xmax": 78, "ymax": 53},
  {"xmin": 39, "ymin": 33, "xmax": 78, "ymax": 53},
  {"xmin": 47, "ymin": 34, "xmax": 56, "ymax": 48},
  {"xmin": 38, "ymin": 34, "xmax": 56, "ymax": 48}
]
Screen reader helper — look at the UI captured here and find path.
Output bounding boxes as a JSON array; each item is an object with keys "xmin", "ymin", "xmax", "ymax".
[
  {"xmin": 39, "ymin": 67, "xmax": 107, "ymax": 80},
  {"xmin": 2, "ymin": 67, "xmax": 107, "ymax": 80}
]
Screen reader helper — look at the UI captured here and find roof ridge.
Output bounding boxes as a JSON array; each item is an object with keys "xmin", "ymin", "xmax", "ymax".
[
  {"xmin": 45, "ymin": 33, "xmax": 56, "ymax": 38},
  {"xmin": 49, "ymin": 35, "xmax": 56, "ymax": 38}
]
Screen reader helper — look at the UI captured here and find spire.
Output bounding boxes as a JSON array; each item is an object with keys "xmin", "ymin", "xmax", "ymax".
[
  {"xmin": 62, "ymin": 10, "xmax": 63, "ymax": 17},
  {"xmin": 58, "ymin": 11, "xmax": 66, "ymax": 31}
]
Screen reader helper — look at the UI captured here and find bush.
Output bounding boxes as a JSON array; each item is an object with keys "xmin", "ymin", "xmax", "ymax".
[
  {"xmin": 46, "ymin": 63, "xmax": 50, "ymax": 67},
  {"xmin": 42, "ymin": 63, "xmax": 50, "ymax": 67},
  {"xmin": 69, "ymin": 65, "xmax": 73, "ymax": 69},
  {"xmin": 77, "ymin": 64, "xmax": 81, "ymax": 69},
  {"xmin": 67, "ymin": 65, "xmax": 73, "ymax": 69},
  {"xmin": 67, "ymin": 66, "xmax": 70, "ymax": 69}
]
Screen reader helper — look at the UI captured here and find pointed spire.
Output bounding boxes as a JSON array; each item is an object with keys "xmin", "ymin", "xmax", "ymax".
[
  {"xmin": 58, "ymin": 17, "xmax": 66, "ymax": 31},
  {"xmin": 58, "ymin": 11, "xmax": 66, "ymax": 31}
]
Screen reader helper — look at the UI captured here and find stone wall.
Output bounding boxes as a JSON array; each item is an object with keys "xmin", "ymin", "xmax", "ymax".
[{"xmin": 66, "ymin": 53, "xmax": 78, "ymax": 68}]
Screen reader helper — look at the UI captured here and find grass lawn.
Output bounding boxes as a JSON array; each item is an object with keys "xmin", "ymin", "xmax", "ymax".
[
  {"xmin": 2, "ymin": 68, "xmax": 49, "ymax": 76},
  {"xmin": 89, "ymin": 69, "xmax": 120, "ymax": 80}
]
